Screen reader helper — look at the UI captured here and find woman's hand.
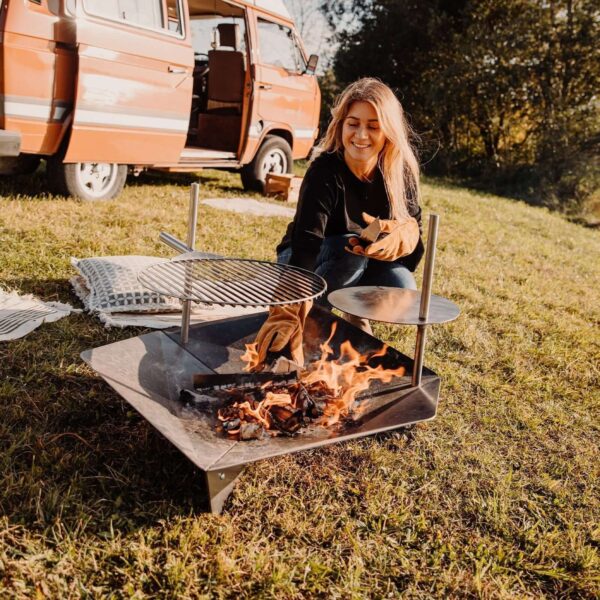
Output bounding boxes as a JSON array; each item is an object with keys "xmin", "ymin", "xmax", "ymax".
[{"xmin": 346, "ymin": 212, "xmax": 420, "ymax": 261}]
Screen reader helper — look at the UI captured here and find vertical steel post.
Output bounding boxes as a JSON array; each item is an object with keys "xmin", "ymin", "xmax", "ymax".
[
  {"xmin": 180, "ymin": 182, "xmax": 200, "ymax": 344},
  {"xmin": 412, "ymin": 214, "xmax": 439, "ymax": 386}
]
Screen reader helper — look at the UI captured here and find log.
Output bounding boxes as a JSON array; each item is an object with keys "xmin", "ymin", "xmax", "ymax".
[{"xmin": 265, "ymin": 173, "xmax": 303, "ymax": 202}]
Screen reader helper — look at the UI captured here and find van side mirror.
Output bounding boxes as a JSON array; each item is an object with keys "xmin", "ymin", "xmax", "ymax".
[{"xmin": 305, "ymin": 54, "xmax": 319, "ymax": 75}]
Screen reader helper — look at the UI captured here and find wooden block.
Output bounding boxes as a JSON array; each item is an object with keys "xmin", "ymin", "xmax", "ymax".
[
  {"xmin": 359, "ymin": 217, "xmax": 382, "ymax": 243},
  {"xmin": 265, "ymin": 174, "xmax": 303, "ymax": 202},
  {"xmin": 266, "ymin": 173, "xmax": 294, "ymax": 184},
  {"xmin": 265, "ymin": 173, "xmax": 292, "ymax": 195}
]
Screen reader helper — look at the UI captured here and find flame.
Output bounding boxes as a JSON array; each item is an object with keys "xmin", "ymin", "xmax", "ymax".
[
  {"xmin": 218, "ymin": 390, "xmax": 294, "ymax": 433},
  {"xmin": 241, "ymin": 342, "xmax": 260, "ymax": 372},
  {"xmin": 232, "ymin": 322, "xmax": 406, "ymax": 433},
  {"xmin": 301, "ymin": 322, "xmax": 405, "ymax": 426}
]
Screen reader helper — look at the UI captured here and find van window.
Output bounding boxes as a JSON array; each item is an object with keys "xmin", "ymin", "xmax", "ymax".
[
  {"xmin": 27, "ymin": 0, "xmax": 56, "ymax": 15},
  {"xmin": 84, "ymin": 0, "xmax": 161, "ymax": 28},
  {"xmin": 190, "ymin": 17, "xmax": 246, "ymax": 56},
  {"xmin": 166, "ymin": 0, "xmax": 183, "ymax": 34},
  {"xmin": 257, "ymin": 19, "xmax": 302, "ymax": 72},
  {"xmin": 121, "ymin": 0, "xmax": 162, "ymax": 28},
  {"xmin": 83, "ymin": 0, "xmax": 183, "ymax": 35}
]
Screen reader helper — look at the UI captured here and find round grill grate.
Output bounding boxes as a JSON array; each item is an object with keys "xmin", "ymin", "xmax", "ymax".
[{"xmin": 138, "ymin": 258, "xmax": 326, "ymax": 307}]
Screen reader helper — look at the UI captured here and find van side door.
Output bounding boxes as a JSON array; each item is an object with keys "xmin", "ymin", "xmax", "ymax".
[
  {"xmin": 64, "ymin": 0, "xmax": 193, "ymax": 164},
  {"xmin": 1, "ymin": 0, "xmax": 74, "ymax": 156},
  {"xmin": 253, "ymin": 16, "xmax": 318, "ymax": 159}
]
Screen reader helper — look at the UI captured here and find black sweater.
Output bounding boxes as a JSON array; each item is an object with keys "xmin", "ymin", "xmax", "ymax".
[{"xmin": 277, "ymin": 151, "xmax": 424, "ymax": 272}]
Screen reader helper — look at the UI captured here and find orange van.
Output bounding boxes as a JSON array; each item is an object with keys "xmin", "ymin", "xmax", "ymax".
[{"xmin": 0, "ymin": 0, "xmax": 320, "ymax": 200}]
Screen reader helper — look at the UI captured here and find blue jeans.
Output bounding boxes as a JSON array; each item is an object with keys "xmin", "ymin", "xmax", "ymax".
[{"xmin": 278, "ymin": 234, "xmax": 416, "ymax": 303}]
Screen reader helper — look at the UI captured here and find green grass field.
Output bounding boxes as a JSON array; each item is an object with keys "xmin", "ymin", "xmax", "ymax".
[{"xmin": 1, "ymin": 167, "xmax": 598, "ymax": 598}]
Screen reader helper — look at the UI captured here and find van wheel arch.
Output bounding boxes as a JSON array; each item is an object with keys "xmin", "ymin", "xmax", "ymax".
[{"xmin": 241, "ymin": 134, "xmax": 293, "ymax": 193}]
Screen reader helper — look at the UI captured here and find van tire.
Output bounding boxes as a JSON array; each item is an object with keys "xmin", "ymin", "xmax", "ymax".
[
  {"xmin": 47, "ymin": 159, "xmax": 127, "ymax": 201},
  {"xmin": 241, "ymin": 135, "xmax": 292, "ymax": 192}
]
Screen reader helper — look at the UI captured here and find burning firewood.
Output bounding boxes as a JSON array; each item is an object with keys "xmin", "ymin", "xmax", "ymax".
[
  {"xmin": 269, "ymin": 404, "xmax": 304, "ymax": 434},
  {"xmin": 214, "ymin": 379, "xmax": 330, "ymax": 440},
  {"xmin": 208, "ymin": 322, "xmax": 407, "ymax": 441},
  {"xmin": 222, "ymin": 417, "xmax": 241, "ymax": 432}
]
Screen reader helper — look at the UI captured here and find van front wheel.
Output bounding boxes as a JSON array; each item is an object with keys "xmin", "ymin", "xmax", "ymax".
[
  {"xmin": 241, "ymin": 135, "xmax": 292, "ymax": 192},
  {"xmin": 48, "ymin": 159, "xmax": 127, "ymax": 201}
]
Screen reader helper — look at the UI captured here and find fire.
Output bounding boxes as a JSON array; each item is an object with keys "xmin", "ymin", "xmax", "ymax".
[
  {"xmin": 241, "ymin": 343, "xmax": 260, "ymax": 371},
  {"xmin": 228, "ymin": 322, "xmax": 406, "ymax": 436},
  {"xmin": 301, "ymin": 322, "xmax": 405, "ymax": 426},
  {"xmin": 218, "ymin": 391, "xmax": 292, "ymax": 431}
]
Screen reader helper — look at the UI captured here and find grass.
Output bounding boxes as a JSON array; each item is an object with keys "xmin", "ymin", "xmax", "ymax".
[{"xmin": 0, "ymin": 165, "xmax": 599, "ymax": 598}]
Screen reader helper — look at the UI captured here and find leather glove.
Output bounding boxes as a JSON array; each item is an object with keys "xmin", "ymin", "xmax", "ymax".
[
  {"xmin": 346, "ymin": 212, "xmax": 420, "ymax": 261},
  {"xmin": 252, "ymin": 300, "xmax": 313, "ymax": 371}
]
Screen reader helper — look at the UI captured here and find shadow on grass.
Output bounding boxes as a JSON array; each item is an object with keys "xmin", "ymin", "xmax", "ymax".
[
  {"xmin": 0, "ymin": 275, "xmax": 213, "ymax": 529},
  {"xmin": 0, "ymin": 166, "xmax": 255, "ymax": 200},
  {"xmin": 424, "ymin": 174, "xmax": 538, "ymax": 206},
  {"xmin": 1, "ymin": 276, "xmax": 76, "ymax": 303},
  {"xmin": 1, "ymin": 329, "xmax": 215, "ymax": 533},
  {"xmin": 128, "ymin": 169, "xmax": 253, "ymax": 196},
  {"xmin": 0, "ymin": 170, "xmax": 53, "ymax": 200},
  {"xmin": 127, "ymin": 170, "xmax": 201, "ymax": 188}
]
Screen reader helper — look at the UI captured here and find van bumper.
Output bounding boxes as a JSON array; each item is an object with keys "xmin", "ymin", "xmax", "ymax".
[{"xmin": 0, "ymin": 130, "xmax": 21, "ymax": 157}]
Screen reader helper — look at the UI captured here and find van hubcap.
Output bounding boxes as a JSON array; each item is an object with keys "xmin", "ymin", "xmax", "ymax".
[
  {"xmin": 261, "ymin": 149, "xmax": 287, "ymax": 179},
  {"xmin": 78, "ymin": 162, "xmax": 118, "ymax": 198}
]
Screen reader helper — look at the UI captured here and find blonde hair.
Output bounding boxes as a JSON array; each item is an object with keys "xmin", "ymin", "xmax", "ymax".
[{"xmin": 313, "ymin": 78, "xmax": 420, "ymax": 220}]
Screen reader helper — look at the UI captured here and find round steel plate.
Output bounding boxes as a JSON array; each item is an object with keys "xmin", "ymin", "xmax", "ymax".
[
  {"xmin": 138, "ymin": 258, "xmax": 326, "ymax": 307},
  {"xmin": 328, "ymin": 286, "xmax": 460, "ymax": 325}
]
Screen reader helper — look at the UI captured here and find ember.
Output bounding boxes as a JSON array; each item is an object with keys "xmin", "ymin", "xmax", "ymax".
[
  {"xmin": 215, "ymin": 381, "xmax": 327, "ymax": 439},
  {"xmin": 215, "ymin": 323, "xmax": 406, "ymax": 439}
]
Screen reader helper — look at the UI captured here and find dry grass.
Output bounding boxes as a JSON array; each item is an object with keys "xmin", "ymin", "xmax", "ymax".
[{"xmin": 0, "ymin": 167, "xmax": 598, "ymax": 598}]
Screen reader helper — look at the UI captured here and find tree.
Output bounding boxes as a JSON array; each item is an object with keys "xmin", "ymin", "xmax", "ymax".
[
  {"xmin": 286, "ymin": 0, "xmax": 333, "ymax": 66},
  {"xmin": 321, "ymin": 0, "xmax": 600, "ymax": 210}
]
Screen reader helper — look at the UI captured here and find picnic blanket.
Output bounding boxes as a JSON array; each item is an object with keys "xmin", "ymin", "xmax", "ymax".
[
  {"xmin": 91, "ymin": 304, "xmax": 266, "ymax": 329},
  {"xmin": 70, "ymin": 259, "xmax": 265, "ymax": 330},
  {"xmin": 0, "ymin": 289, "xmax": 77, "ymax": 341}
]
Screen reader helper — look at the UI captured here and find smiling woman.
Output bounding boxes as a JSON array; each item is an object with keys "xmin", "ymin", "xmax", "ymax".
[
  {"xmin": 250, "ymin": 78, "xmax": 426, "ymax": 366},
  {"xmin": 277, "ymin": 79, "xmax": 423, "ymax": 324}
]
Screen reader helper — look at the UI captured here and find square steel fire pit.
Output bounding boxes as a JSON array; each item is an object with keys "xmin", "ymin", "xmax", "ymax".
[{"xmin": 81, "ymin": 304, "xmax": 440, "ymax": 513}]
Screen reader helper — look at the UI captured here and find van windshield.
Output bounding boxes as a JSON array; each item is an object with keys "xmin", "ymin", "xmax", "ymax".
[{"xmin": 190, "ymin": 16, "xmax": 246, "ymax": 57}]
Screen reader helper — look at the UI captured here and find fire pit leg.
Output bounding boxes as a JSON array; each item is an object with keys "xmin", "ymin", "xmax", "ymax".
[
  {"xmin": 412, "ymin": 214, "xmax": 439, "ymax": 387},
  {"xmin": 412, "ymin": 324, "xmax": 427, "ymax": 387},
  {"xmin": 204, "ymin": 465, "xmax": 245, "ymax": 514},
  {"xmin": 181, "ymin": 182, "xmax": 200, "ymax": 345}
]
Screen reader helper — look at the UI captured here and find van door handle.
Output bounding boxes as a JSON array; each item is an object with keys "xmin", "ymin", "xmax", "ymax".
[
  {"xmin": 168, "ymin": 66, "xmax": 187, "ymax": 74},
  {"xmin": 259, "ymin": 84, "xmax": 272, "ymax": 90}
]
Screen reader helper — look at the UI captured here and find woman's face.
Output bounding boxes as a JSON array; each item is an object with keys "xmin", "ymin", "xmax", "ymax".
[{"xmin": 341, "ymin": 101, "xmax": 386, "ymax": 167}]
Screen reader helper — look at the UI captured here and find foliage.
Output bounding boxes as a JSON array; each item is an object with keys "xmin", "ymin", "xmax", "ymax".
[
  {"xmin": 0, "ymin": 171, "xmax": 599, "ymax": 597},
  {"xmin": 320, "ymin": 0, "xmax": 600, "ymax": 214},
  {"xmin": 285, "ymin": 0, "xmax": 332, "ymax": 63},
  {"xmin": 317, "ymin": 68, "xmax": 342, "ymax": 137}
]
